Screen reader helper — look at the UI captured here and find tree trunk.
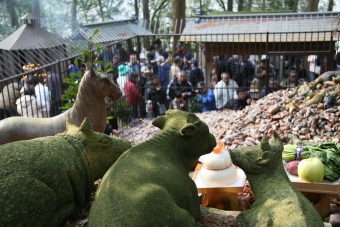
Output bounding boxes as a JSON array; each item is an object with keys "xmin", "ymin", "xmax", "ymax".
[
  {"xmin": 228, "ymin": 0, "xmax": 233, "ymax": 11},
  {"xmin": 98, "ymin": 0, "xmax": 104, "ymax": 21},
  {"xmin": 262, "ymin": 0, "xmax": 266, "ymax": 11},
  {"xmin": 307, "ymin": 0, "xmax": 319, "ymax": 11},
  {"xmin": 328, "ymin": 0, "xmax": 334, "ymax": 11},
  {"xmin": 71, "ymin": 0, "xmax": 77, "ymax": 33},
  {"xmin": 172, "ymin": 0, "xmax": 186, "ymax": 55},
  {"xmin": 6, "ymin": 0, "xmax": 19, "ymax": 27},
  {"xmin": 31, "ymin": 0, "xmax": 41, "ymax": 26},
  {"xmin": 238, "ymin": 0, "xmax": 244, "ymax": 11},
  {"xmin": 142, "ymin": 0, "xmax": 150, "ymax": 50}
]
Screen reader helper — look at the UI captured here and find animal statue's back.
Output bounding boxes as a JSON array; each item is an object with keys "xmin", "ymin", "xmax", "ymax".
[
  {"xmin": 230, "ymin": 131, "xmax": 324, "ymax": 227},
  {"xmin": 0, "ymin": 69, "xmax": 122, "ymax": 145},
  {"xmin": 88, "ymin": 110, "xmax": 217, "ymax": 227},
  {"xmin": 0, "ymin": 118, "xmax": 132, "ymax": 227}
]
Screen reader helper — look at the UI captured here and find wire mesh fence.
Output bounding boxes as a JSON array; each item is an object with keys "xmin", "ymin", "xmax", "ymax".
[{"xmin": 1, "ymin": 13, "xmax": 340, "ymax": 134}]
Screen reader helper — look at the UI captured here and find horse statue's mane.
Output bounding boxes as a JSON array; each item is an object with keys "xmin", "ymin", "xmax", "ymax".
[{"xmin": 0, "ymin": 69, "xmax": 122, "ymax": 145}]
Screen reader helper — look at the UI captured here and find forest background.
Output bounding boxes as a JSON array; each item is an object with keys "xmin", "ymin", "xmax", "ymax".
[{"xmin": 0, "ymin": 0, "xmax": 339, "ymax": 43}]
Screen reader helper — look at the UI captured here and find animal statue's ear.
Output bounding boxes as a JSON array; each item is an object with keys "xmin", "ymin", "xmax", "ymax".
[
  {"xmin": 152, "ymin": 116, "xmax": 166, "ymax": 129},
  {"xmin": 272, "ymin": 131, "xmax": 283, "ymax": 151},
  {"xmin": 79, "ymin": 118, "xmax": 92, "ymax": 135},
  {"xmin": 258, "ymin": 134, "xmax": 272, "ymax": 165},
  {"xmin": 179, "ymin": 123, "xmax": 197, "ymax": 137},
  {"xmin": 65, "ymin": 117, "xmax": 78, "ymax": 133},
  {"xmin": 260, "ymin": 134, "xmax": 271, "ymax": 152},
  {"xmin": 90, "ymin": 68, "xmax": 97, "ymax": 78}
]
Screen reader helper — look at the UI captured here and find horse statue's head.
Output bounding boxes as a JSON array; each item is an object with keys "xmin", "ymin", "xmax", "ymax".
[{"xmin": 82, "ymin": 68, "xmax": 122, "ymax": 101}]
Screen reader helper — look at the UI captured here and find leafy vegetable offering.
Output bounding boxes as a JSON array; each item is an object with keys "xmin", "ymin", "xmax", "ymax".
[{"xmin": 283, "ymin": 135, "xmax": 340, "ymax": 181}]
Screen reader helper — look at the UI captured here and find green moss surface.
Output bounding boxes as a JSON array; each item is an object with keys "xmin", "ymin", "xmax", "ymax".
[
  {"xmin": 0, "ymin": 118, "xmax": 131, "ymax": 227},
  {"xmin": 88, "ymin": 110, "xmax": 216, "ymax": 227},
  {"xmin": 230, "ymin": 132, "xmax": 324, "ymax": 227}
]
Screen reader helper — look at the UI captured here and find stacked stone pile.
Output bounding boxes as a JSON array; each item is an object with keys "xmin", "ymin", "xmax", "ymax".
[{"xmin": 119, "ymin": 71, "xmax": 340, "ymax": 148}]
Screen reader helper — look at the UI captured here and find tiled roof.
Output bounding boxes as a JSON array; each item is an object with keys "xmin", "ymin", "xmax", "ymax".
[
  {"xmin": 180, "ymin": 12, "xmax": 340, "ymax": 42},
  {"xmin": 77, "ymin": 19, "xmax": 153, "ymax": 43}
]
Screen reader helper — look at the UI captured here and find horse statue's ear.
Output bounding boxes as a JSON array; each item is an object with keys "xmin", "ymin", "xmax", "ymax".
[{"xmin": 90, "ymin": 68, "xmax": 97, "ymax": 78}]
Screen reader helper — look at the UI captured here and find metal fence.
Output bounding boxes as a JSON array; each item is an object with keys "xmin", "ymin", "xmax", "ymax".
[{"xmin": 1, "ymin": 15, "xmax": 340, "ymax": 133}]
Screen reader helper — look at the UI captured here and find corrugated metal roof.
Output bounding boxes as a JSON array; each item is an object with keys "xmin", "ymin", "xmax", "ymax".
[
  {"xmin": 180, "ymin": 12, "xmax": 340, "ymax": 42},
  {"xmin": 77, "ymin": 19, "xmax": 153, "ymax": 43}
]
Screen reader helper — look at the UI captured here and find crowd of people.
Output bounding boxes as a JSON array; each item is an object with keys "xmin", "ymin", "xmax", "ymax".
[
  {"xmin": 0, "ymin": 38, "xmax": 337, "ymax": 123},
  {"xmin": 0, "ymin": 65, "xmax": 62, "ymax": 119}
]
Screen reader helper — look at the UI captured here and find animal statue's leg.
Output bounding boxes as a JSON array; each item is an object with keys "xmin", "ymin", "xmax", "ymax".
[
  {"xmin": 50, "ymin": 202, "xmax": 75, "ymax": 227},
  {"xmin": 0, "ymin": 176, "xmax": 56, "ymax": 227}
]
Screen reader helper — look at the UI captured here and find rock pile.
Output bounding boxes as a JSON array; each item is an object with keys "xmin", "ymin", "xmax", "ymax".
[{"xmin": 118, "ymin": 71, "xmax": 340, "ymax": 149}]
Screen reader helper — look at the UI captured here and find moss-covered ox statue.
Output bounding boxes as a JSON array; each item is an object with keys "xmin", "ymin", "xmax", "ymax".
[
  {"xmin": 230, "ymin": 131, "xmax": 324, "ymax": 227},
  {"xmin": 88, "ymin": 110, "xmax": 216, "ymax": 227},
  {"xmin": 0, "ymin": 118, "xmax": 132, "ymax": 227}
]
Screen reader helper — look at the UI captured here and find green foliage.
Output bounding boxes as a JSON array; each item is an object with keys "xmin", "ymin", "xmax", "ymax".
[
  {"xmin": 61, "ymin": 29, "xmax": 113, "ymax": 112},
  {"xmin": 189, "ymin": 95, "xmax": 201, "ymax": 113},
  {"xmin": 112, "ymin": 98, "xmax": 132, "ymax": 123}
]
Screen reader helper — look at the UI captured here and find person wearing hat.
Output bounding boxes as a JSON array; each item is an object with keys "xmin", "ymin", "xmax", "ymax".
[
  {"xmin": 157, "ymin": 55, "xmax": 170, "ymax": 93},
  {"xmin": 173, "ymin": 42, "xmax": 186, "ymax": 59},
  {"xmin": 139, "ymin": 53, "xmax": 146, "ymax": 67},
  {"xmin": 117, "ymin": 64, "xmax": 129, "ymax": 96},
  {"xmin": 140, "ymin": 66, "xmax": 151, "ymax": 99},
  {"xmin": 195, "ymin": 81, "xmax": 216, "ymax": 112},
  {"xmin": 190, "ymin": 58, "xmax": 204, "ymax": 88},
  {"xmin": 280, "ymin": 69, "xmax": 302, "ymax": 89},
  {"xmin": 260, "ymin": 77, "xmax": 281, "ymax": 98},
  {"xmin": 255, "ymin": 58, "xmax": 275, "ymax": 91}
]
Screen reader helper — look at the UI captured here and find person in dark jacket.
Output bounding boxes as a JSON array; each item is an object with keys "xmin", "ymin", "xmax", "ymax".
[
  {"xmin": 157, "ymin": 56, "xmax": 170, "ymax": 93},
  {"xmin": 112, "ymin": 55, "xmax": 122, "ymax": 84},
  {"xmin": 182, "ymin": 53, "xmax": 192, "ymax": 81},
  {"xmin": 237, "ymin": 55, "xmax": 255, "ymax": 88},
  {"xmin": 166, "ymin": 70, "xmax": 193, "ymax": 102},
  {"xmin": 217, "ymin": 55, "xmax": 228, "ymax": 82},
  {"xmin": 259, "ymin": 78, "xmax": 281, "ymax": 99},
  {"xmin": 225, "ymin": 87, "xmax": 251, "ymax": 110},
  {"xmin": 228, "ymin": 55, "xmax": 240, "ymax": 82},
  {"xmin": 147, "ymin": 77, "xmax": 167, "ymax": 118},
  {"xmin": 190, "ymin": 58, "xmax": 204, "ymax": 88},
  {"xmin": 195, "ymin": 81, "xmax": 216, "ymax": 112},
  {"xmin": 286, "ymin": 57, "xmax": 308, "ymax": 82}
]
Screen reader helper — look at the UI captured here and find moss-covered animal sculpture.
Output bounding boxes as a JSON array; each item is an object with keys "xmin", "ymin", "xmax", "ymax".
[
  {"xmin": 230, "ymin": 131, "xmax": 324, "ymax": 227},
  {"xmin": 0, "ymin": 118, "xmax": 132, "ymax": 227},
  {"xmin": 88, "ymin": 110, "xmax": 216, "ymax": 227},
  {"xmin": 0, "ymin": 68, "xmax": 122, "ymax": 145}
]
